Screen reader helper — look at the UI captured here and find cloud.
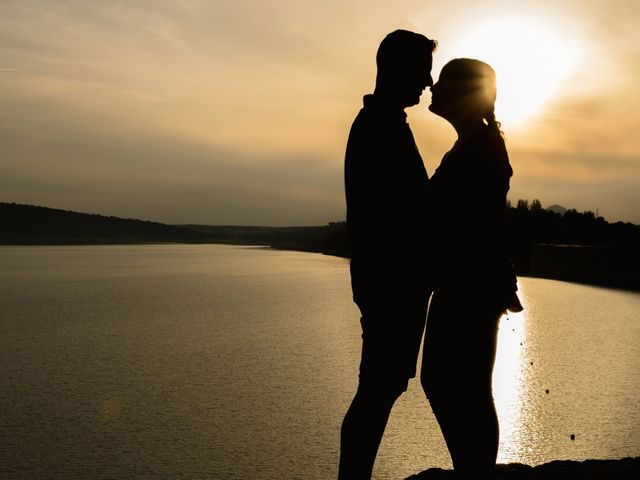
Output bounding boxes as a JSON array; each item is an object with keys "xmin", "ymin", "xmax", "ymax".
[
  {"xmin": 0, "ymin": 91, "xmax": 344, "ymax": 225},
  {"xmin": 0, "ymin": 0, "xmax": 638, "ymax": 224}
]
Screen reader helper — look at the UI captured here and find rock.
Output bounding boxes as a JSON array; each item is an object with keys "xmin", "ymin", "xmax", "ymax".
[{"xmin": 405, "ymin": 457, "xmax": 640, "ymax": 480}]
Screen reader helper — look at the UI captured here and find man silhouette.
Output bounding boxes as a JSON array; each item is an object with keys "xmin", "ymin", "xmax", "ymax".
[{"xmin": 339, "ymin": 30, "xmax": 436, "ymax": 479}]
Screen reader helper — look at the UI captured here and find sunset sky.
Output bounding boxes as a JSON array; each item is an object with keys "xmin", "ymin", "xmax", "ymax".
[{"xmin": 1, "ymin": 0, "xmax": 639, "ymax": 225}]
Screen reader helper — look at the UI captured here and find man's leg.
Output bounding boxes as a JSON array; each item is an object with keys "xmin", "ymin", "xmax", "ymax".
[
  {"xmin": 338, "ymin": 285, "xmax": 429, "ymax": 480},
  {"xmin": 338, "ymin": 381, "xmax": 406, "ymax": 480}
]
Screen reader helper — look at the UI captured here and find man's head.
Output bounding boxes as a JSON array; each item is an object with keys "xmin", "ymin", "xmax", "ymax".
[{"xmin": 375, "ymin": 30, "xmax": 437, "ymax": 108}]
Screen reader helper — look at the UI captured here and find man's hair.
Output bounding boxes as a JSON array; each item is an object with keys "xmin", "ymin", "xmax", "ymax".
[{"xmin": 376, "ymin": 29, "xmax": 437, "ymax": 75}]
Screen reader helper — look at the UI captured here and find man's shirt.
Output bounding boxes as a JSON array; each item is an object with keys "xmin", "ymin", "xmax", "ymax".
[{"xmin": 344, "ymin": 94, "xmax": 430, "ymax": 282}]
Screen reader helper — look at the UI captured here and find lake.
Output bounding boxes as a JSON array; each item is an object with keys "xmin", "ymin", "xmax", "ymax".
[{"xmin": 0, "ymin": 244, "xmax": 638, "ymax": 479}]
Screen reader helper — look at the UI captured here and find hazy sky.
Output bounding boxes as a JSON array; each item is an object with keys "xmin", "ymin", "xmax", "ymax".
[{"xmin": 1, "ymin": 0, "xmax": 639, "ymax": 225}]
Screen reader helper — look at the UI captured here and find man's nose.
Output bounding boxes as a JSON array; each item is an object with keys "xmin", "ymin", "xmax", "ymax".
[{"xmin": 427, "ymin": 75, "xmax": 434, "ymax": 87}]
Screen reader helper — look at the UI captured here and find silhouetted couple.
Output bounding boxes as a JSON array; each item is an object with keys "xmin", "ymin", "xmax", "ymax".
[{"xmin": 340, "ymin": 30, "xmax": 523, "ymax": 480}]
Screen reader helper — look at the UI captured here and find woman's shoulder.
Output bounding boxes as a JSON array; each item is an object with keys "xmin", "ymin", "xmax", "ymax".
[
  {"xmin": 475, "ymin": 126, "xmax": 511, "ymax": 176},
  {"xmin": 470, "ymin": 123, "xmax": 505, "ymax": 150}
]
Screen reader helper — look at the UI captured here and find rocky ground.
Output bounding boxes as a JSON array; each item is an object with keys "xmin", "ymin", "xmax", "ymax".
[{"xmin": 406, "ymin": 457, "xmax": 640, "ymax": 479}]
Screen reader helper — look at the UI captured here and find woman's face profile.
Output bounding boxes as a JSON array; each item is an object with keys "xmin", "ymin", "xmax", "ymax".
[
  {"xmin": 429, "ymin": 64, "xmax": 491, "ymax": 123},
  {"xmin": 428, "ymin": 71, "xmax": 468, "ymax": 119}
]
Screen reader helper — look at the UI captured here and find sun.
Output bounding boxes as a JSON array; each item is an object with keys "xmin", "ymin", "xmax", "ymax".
[{"xmin": 436, "ymin": 17, "xmax": 585, "ymax": 128}]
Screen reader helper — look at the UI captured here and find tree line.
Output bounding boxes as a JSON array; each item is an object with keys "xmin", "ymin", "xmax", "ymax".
[
  {"xmin": 504, "ymin": 199, "xmax": 640, "ymax": 274},
  {"xmin": 507, "ymin": 199, "xmax": 639, "ymax": 246}
]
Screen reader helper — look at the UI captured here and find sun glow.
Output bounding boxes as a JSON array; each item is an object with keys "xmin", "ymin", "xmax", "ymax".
[{"xmin": 439, "ymin": 18, "xmax": 585, "ymax": 128}]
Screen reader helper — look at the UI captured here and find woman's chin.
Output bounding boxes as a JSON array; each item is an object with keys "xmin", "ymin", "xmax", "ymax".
[{"xmin": 428, "ymin": 104, "xmax": 448, "ymax": 119}]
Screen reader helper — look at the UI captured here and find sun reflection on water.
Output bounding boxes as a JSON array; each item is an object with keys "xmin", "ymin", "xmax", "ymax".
[{"xmin": 494, "ymin": 305, "xmax": 528, "ymax": 463}]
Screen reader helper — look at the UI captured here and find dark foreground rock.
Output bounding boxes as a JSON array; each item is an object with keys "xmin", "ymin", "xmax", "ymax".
[{"xmin": 406, "ymin": 457, "xmax": 640, "ymax": 479}]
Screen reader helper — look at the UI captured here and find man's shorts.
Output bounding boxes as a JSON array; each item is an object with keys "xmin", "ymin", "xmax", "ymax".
[{"xmin": 352, "ymin": 277, "xmax": 431, "ymax": 393}]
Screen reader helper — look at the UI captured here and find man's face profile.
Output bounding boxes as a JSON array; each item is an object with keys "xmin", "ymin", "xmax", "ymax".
[{"xmin": 401, "ymin": 54, "xmax": 434, "ymax": 107}]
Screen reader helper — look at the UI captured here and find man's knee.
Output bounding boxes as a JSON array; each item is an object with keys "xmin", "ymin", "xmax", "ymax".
[
  {"xmin": 420, "ymin": 365, "xmax": 449, "ymax": 406},
  {"xmin": 357, "ymin": 375, "xmax": 408, "ymax": 405}
]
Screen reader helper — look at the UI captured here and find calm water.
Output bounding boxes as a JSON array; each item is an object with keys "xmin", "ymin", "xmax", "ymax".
[{"xmin": 0, "ymin": 244, "xmax": 638, "ymax": 479}]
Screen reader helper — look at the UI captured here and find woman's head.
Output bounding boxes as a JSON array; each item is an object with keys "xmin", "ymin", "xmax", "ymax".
[{"xmin": 429, "ymin": 58, "xmax": 500, "ymax": 133}]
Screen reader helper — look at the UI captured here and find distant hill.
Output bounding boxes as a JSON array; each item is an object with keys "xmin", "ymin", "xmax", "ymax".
[
  {"xmin": 0, "ymin": 203, "xmax": 349, "ymax": 254},
  {"xmin": 0, "ymin": 203, "xmax": 209, "ymax": 244},
  {"xmin": 546, "ymin": 204, "xmax": 567, "ymax": 215}
]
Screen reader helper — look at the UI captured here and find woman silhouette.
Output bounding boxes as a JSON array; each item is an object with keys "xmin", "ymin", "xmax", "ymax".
[{"xmin": 421, "ymin": 58, "xmax": 522, "ymax": 479}]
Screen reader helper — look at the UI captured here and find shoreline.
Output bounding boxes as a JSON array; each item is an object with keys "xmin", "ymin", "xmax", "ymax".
[
  {"xmin": 261, "ymin": 242, "xmax": 640, "ymax": 293},
  {"xmin": 3, "ymin": 202, "xmax": 638, "ymax": 291},
  {"xmin": 2, "ymin": 240, "xmax": 639, "ymax": 293}
]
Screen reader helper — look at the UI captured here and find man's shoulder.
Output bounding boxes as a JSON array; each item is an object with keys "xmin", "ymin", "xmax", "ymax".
[
  {"xmin": 348, "ymin": 106, "xmax": 380, "ymax": 142},
  {"xmin": 349, "ymin": 103, "xmax": 400, "ymax": 140}
]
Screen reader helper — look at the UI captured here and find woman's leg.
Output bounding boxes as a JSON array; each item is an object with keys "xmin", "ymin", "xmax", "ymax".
[{"xmin": 421, "ymin": 292, "xmax": 502, "ymax": 478}]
